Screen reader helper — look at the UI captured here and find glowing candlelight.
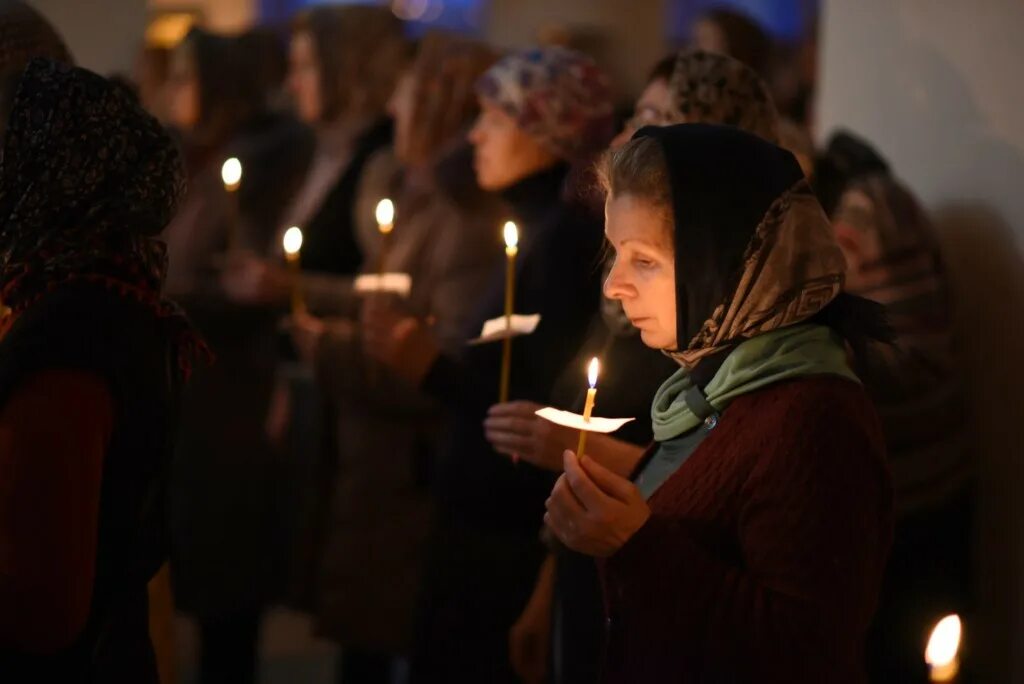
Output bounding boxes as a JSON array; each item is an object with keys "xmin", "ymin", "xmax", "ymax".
[
  {"xmin": 576, "ymin": 358, "xmax": 600, "ymax": 456},
  {"xmin": 221, "ymin": 157, "xmax": 243, "ymax": 250},
  {"xmin": 221, "ymin": 157, "xmax": 242, "ymax": 191},
  {"xmin": 926, "ymin": 614, "xmax": 962, "ymax": 682},
  {"xmin": 282, "ymin": 226, "xmax": 306, "ymax": 315},
  {"xmin": 499, "ymin": 221, "xmax": 519, "ymax": 403},
  {"xmin": 375, "ymin": 198, "xmax": 395, "ymax": 285}
]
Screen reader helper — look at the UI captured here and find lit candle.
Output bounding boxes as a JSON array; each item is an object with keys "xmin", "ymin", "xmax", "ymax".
[
  {"xmin": 375, "ymin": 198, "xmax": 395, "ymax": 281},
  {"xmin": 926, "ymin": 614, "xmax": 962, "ymax": 682},
  {"xmin": 499, "ymin": 221, "xmax": 518, "ymax": 403},
  {"xmin": 282, "ymin": 226, "xmax": 306, "ymax": 316},
  {"xmin": 576, "ymin": 358, "xmax": 600, "ymax": 457},
  {"xmin": 221, "ymin": 157, "xmax": 243, "ymax": 250}
]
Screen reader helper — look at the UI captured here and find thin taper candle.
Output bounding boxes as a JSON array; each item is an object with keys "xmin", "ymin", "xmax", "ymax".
[
  {"xmin": 375, "ymin": 198, "xmax": 395, "ymax": 283},
  {"xmin": 283, "ymin": 226, "xmax": 306, "ymax": 316},
  {"xmin": 221, "ymin": 157, "xmax": 242, "ymax": 250},
  {"xmin": 576, "ymin": 358, "xmax": 600, "ymax": 456},
  {"xmin": 499, "ymin": 221, "xmax": 518, "ymax": 403}
]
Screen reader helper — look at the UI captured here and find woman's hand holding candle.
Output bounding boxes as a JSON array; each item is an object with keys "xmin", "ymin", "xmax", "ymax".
[
  {"xmin": 361, "ymin": 299, "xmax": 438, "ymax": 385},
  {"xmin": 545, "ymin": 449, "xmax": 650, "ymax": 558}
]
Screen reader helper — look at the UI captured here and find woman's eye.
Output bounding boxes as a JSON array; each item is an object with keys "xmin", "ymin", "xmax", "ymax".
[{"xmin": 633, "ymin": 257, "xmax": 656, "ymax": 269}]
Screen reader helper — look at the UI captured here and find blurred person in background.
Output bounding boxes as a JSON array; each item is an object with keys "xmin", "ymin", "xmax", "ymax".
[
  {"xmin": 363, "ymin": 46, "xmax": 614, "ymax": 683},
  {"xmin": 691, "ymin": 6, "xmax": 773, "ymax": 78},
  {"xmin": 492, "ymin": 49, "xmax": 782, "ymax": 683},
  {"xmin": 818, "ymin": 131, "xmax": 973, "ymax": 682},
  {"xmin": 286, "ymin": 33, "xmax": 502, "ymax": 684},
  {"xmin": 0, "ymin": 58, "xmax": 197, "ymax": 683},
  {"xmin": 221, "ymin": 4, "xmax": 407, "ymax": 314},
  {"xmin": 161, "ymin": 26, "xmax": 311, "ymax": 684}
]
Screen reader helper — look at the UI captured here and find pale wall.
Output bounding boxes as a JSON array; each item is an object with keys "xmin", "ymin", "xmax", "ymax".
[{"xmin": 818, "ymin": 1, "xmax": 1024, "ymax": 680}]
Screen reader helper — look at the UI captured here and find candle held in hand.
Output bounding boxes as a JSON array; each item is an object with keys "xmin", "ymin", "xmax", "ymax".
[
  {"xmin": 576, "ymin": 358, "xmax": 600, "ymax": 457},
  {"xmin": 283, "ymin": 226, "xmax": 306, "ymax": 315},
  {"xmin": 499, "ymin": 221, "xmax": 518, "ymax": 403}
]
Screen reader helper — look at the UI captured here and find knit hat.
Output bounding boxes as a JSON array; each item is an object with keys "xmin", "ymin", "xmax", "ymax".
[{"xmin": 475, "ymin": 46, "xmax": 614, "ymax": 161}]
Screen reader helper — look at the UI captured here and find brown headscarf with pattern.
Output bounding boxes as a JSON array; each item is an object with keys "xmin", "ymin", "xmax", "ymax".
[
  {"xmin": 668, "ymin": 50, "xmax": 779, "ymax": 144},
  {"xmin": 0, "ymin": 0, "xmax": 72, "ymax": 76}
]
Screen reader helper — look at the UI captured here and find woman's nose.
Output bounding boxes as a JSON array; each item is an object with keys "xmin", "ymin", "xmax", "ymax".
[{"xmin": 603, "ymin": 259, "xmax": 632, "ymax": 300}]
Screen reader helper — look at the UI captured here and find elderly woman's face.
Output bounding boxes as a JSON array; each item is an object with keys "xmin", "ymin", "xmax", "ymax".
[
  {"xmin": 288, "ymin": 31, "xmax": 322, "ymax": 123},
  {"xmin": 468, "ymin": 100, "xmax": 559, "ymax": 191},
  {"xmin": 603, "ymin": 194, "xmax": 678, "ymax": 350}
]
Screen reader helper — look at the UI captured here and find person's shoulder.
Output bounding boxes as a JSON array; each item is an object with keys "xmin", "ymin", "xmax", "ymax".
[{"xmin": 727, "ymin": 375, "xmax": 881, "ymax": 437}]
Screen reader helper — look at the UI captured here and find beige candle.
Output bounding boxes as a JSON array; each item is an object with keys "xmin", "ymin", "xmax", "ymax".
[
  {"xmin": 926, "ymin": 614, "xmax": 962, "ymax": 682},
  {"xmin": 576, "ymin": 358, "xmax": 600, "ymax": 457},
  {"xmin": 221, "ymin": 157, "xmax": 242, "ymax": 250},
  {"xmin": 499, "ymin": 221, "xmax": 518, "ymax": 403},
  {"xmin": 282, "ymin": 226, "xmax": 306, "ymax": 316}
]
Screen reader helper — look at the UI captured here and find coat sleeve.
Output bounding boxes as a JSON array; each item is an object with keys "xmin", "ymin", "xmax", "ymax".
[
  {"xmin": 0, "ymin": 370, "xmax": 113, "ymax": 654},
  {"xmin": 603, "ymin": 396, "xmax": 893, "ymax": 681}
]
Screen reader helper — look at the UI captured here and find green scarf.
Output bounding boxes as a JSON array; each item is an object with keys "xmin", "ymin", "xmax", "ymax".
[{"xmin": 651, "ymin": 324, "xmax": 859, "ymax": 441}]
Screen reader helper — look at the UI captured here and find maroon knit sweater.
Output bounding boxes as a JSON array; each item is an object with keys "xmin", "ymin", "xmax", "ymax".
[{"xmin": 600, "ymin": 376, "xmax": 894, "ymax": 683}]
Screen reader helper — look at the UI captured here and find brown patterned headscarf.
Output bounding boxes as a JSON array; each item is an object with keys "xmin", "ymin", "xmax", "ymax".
[
  {"xmin": 667, "ymin": 50, "xmax": 778, "ymax": 144},
  {"xmin": 293, "ymin": 5, "xmax": 408, "ymax": 123},
  {"xmin": 401, "ymin": 32, "xmax": 497, "ymax": 167},
  {"xmin": 634, "ymin": 124, "xmax": 847, "ymax": 369},
  {"xmin": 0, "ymin": 1, "xmax": 72, "ymax": 76}
]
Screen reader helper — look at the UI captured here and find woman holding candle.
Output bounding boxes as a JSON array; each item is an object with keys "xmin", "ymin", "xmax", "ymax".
[
  {"xmin": 0, "ymin": 59, "xmax": 200, "ymax": 681},
  {"xmin": 541, "ymin": 123, "xmax": 894, "ymax": 682},
  {"xmin": 220, "ymin": 5, "xmax": 407, "ymax": 313},
  {"xmin": 362, "ymin": 46, "xmax": 613, "ymax": 682},
  {"xmin": 284, "ymin": 34, "xmax": 503, "ymax": 683},
  {"xmin": 488, "ymin": 49, "xmax": 784, "ymax": 683}
]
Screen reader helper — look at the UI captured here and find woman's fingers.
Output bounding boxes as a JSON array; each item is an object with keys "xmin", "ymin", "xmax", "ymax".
[
  {"xmin": 562, "ymin": 449, "xmax": 612, "ymax": 511},
  {"xmin": 579, "ymin": 453, "xmax": 637, "ymax": 502},
  {"xmin": 485, "ymin": 431, "xmax": 534, "ymax": 458},
  {"xmin": 488, "ymin": 400, "xmax": 543, "ymax": 417},
  {"xmin": 483, "ymin": 415, "xmax": 535, "ymax": 436}
]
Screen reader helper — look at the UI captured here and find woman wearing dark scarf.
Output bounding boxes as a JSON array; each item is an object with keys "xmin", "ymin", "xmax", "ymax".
[
  {"xmin": 0, "ymin": 59, "xmax": 197, "ymax": 682},
  {"xmin": 544, "ymin": 124, "xmax": 894, "ymax": 682},
  {"xmin": 285, "ymin": 33, "xmax": 502, "ymax": 684},
  {"xmin": 363, "ymin": 46, "xmax": 613, "ymax": 683},
  {"xmin": 489, "ymin": 50, "xmax": 782, "ymax": 684}
]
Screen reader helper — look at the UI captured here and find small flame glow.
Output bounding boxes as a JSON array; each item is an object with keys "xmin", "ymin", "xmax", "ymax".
[
  {"xmin": 375, "ymin": 199, "xmax": 395, "ymax": 233},
  {"xmin": 925, "ymin": 614, "xmax": 962, "ymax": 672},
  {"xmin": 283, "ymin": 226, "xmax": 303, "ymax": 255},
  {"xmin": 503, "ymin": 221, "xmax": 518, "ymax": 250},
  {"xmin": 587, "ymin": 357, "xmax": 600, "ymax": 388},
  {"xmin": 221, "ymin": 157, "xmax": 242, "ymax": 188}
]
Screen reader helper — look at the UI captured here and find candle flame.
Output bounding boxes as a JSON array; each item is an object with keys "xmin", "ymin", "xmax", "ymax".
[
  {"xmin": 925, "ymin": 614, "xmax": 962, "ymax": 673},
  {"xmin": 221, "ymin": 157, "xmax": 242, "ymax": 189},
  {"xmin": 283, "ymin": 226, "xmax": 303, "ymax": 255},
  {"xmin": 587, "ymin": 357, "xmax": 600, "ymax": 388},
  {"xmin": 503, "ymin": 221, "xmax": 518, "ymax": 250},
  {"xmin": 375, "ymin": 199, "xmax": 395, "ymax": 234}
]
